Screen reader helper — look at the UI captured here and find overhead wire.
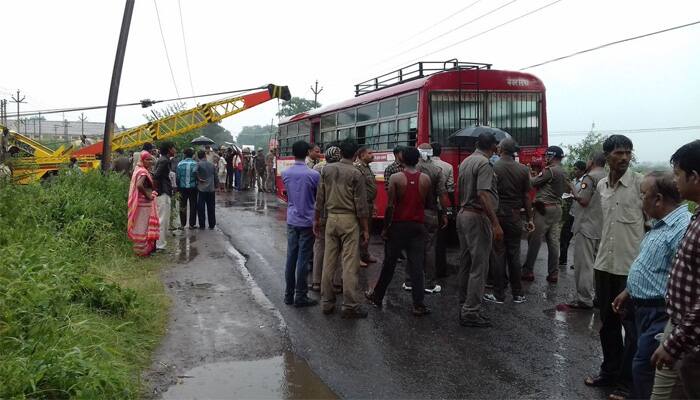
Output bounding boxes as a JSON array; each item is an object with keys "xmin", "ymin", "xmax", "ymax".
[
  {"xmin": 153, "ymin": 0, "xmax": 181, "ymax": 98},
  {"xmin": 550, "ymin": 125, "xmax": 700, "ymax": 137},
  {"xmin": 396, "ymin": 0, "xmax": 485, "ymax": 47},
  {"xmin": 4, "ymin": 86, "xmax": 268, "ymax": 119},
  {"xmin": 177, "ymin": 0, "xmax": 196, "ymax": 99},
  {"xmin": 520, "ymin": 20, "xmax": 700, "ymax": 70},
  {"xmin": 374, "ymin": 0, "xmax": 518, "ymax": 67},
  {"xmin": 391, "ymin": 0, "xmax": 565, "ymax": 69}
]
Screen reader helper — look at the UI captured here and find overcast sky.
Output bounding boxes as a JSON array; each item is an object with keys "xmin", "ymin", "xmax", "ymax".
[{"xmin": 2, "ymin": 0, "xmax": 699, "ymax": 162}]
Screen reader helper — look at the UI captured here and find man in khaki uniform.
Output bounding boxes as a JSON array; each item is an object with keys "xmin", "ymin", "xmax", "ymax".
[
  {"xmin": 314, "ymin": 140, "xmax": 369, "ymax": 318},
  {"xmin": 568, "ymin": 152, "xmax": 607, "ymax": 309},
  {"xmin": 522, "ymin": 145, "xmax": 567, "ymax": 283},
  {"xmin": 457, "ymin": 133, "xmax": 502, "ymax": 328},
  {"xmin": 355, "ymin": 146, "xmax": 377, "ymax": 265}
]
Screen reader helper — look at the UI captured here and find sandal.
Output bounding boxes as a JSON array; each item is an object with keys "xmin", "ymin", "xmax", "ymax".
[
  {"xmin": 608, "ymin": 387, "xmax": 629, "ymax": 400},
  {"xmin": 584, "ymin": 375, "xmax": 615, "ymax": 387},
  {"xmin": 310, "ymin": 283, "xmax": 321, "ymax": 292}
]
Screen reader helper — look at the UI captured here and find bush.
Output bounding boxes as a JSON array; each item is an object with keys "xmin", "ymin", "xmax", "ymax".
[{"xmin": 0, "ymin": 170, "xmax": 168, "ymax": 398}]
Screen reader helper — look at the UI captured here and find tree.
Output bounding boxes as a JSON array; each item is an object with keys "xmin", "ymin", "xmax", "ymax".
[
  {"xmin": 276, "ymin": 97, "xmax": 320, "ymax": 117},
  {"xmin": 235, "ymin": 124, "xmax": 277, "ymax": 152},
  {"xmin": 564, "ymin": 131, "xmax": 606, "ymax": 169}
]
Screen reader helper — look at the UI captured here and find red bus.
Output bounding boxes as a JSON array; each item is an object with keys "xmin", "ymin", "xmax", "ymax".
[{"xmin": 275, "ymin": 60, "xmax": 548, "ymax": 217}]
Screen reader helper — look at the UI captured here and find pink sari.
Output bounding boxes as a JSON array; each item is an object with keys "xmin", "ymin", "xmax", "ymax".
[{"xmin": 127, "ymin": 152, "xmax": 160, "ymax": 256}]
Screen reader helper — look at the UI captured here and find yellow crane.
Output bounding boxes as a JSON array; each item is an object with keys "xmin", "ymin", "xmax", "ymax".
[{"xmin": 3, "ymin": 84, "xmax": 290, "ymax": 183}]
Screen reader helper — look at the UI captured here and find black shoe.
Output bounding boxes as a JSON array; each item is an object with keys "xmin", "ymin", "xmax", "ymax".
[
  {"xmin": 284, "ymin": 296, "xmax": 293, "ymax": 305},
  {"xmin": 198, "ymin": 226, "xmax": 205, "ymax": 230},
  {"xmin": 209, "ymin": 226, "xmax": 215, "ymax": 230},
  {"xmin": 364, "ymin": 290, "xmax": 382, "ymax": 308},
  {"xmin": 460, "ymin": 314, "xmax": 492, "ymax": 327},
  {"xmin": 341, "ymin": 307, "xmax": 368, "ymax": 319},
  {"xmin": 412, "ymin": 305, "xmax": 431, "ymax": 316},
  {"xmin": 294, "ymin": 298, "xmax": 318, "ymax": 308}
]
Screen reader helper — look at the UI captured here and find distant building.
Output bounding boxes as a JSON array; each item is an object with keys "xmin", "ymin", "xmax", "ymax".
[{"xmin": 4, "ymin": 118, "xmax": 125, "ymax": 140}]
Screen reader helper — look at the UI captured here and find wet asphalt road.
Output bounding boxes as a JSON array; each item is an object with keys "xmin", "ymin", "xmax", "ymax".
[{"xmin": 212, "ymin": 189, "xmax": 609, "ymax": 399}]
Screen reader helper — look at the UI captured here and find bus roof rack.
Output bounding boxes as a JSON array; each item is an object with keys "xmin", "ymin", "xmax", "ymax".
[{"xmin": 354, "ymin": 59, "xmax": 491, "ymax": 97}]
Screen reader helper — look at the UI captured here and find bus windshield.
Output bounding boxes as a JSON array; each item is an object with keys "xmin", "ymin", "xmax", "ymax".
[{"xmin": 430, "ymin": 91, "xmax": 542, "ymax": 147}]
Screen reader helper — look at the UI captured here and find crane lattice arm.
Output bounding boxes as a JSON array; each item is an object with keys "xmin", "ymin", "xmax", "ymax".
[{"xmin": 74, "ymin": 84, "xmax": 290, "ymax": 156}]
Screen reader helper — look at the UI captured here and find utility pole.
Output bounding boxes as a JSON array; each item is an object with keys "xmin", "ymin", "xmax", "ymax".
[
  {"xmin": 79, "ymin": 112, "xmax": 88, "ymax": 143},
  {"xmin": 101, "ymin": 0, "xmax": 135, "ymax": 172},
  {"xmin": 310, "ymin": 80, "xmax": 323, "ymax": 108},
  {"xmin": 0, "ymin": 99, "xmax": 6, "ymax": 126},
  {"xmin": 38, "ymin": 112, "xmax": 42, "ymax": 138},
  {"xmin": 62, "ymin": 118, "xmax": 69, "ymax": 141},
  {"xmin": 10, "ymin": 89, "xmax": 26, "ymax": 133}
]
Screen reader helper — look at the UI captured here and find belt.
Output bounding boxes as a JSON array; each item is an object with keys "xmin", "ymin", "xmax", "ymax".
[
  {"xmin": 630, "ymin": 297, "xmax": 666, "ymax": 308},
  {"xmin": 461, "ymin": 207, "xmax": 485, "ymax": 214}
]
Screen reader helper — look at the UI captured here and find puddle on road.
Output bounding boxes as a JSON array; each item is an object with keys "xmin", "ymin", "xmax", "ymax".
[
  {"xmin": 543, "ymin": 307, "xmax": 597, "ymax": 331},
  {"xmin": 176, "ymin": 235, "xmax": 199, "ymax": 263},
  {"xmin": 163, "ymin": 352, "xmax": 338, "ymax": 400}
]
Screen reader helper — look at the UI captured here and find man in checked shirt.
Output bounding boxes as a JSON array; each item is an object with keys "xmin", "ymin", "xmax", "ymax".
[{"xmin": 651, "ymin": 140, "xmax": 700, "ymax": 399}]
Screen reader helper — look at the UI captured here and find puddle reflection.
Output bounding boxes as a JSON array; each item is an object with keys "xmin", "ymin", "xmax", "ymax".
[
  {"xmin": 176, "ymin": 234, "xmax": 198, "ymax": 263},
  {"xmin": 163, "ymin": 352, "xmax": 338, "ymax": 399}
]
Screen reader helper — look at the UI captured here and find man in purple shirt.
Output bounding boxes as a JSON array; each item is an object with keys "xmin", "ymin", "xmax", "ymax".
[{"xmin": 282, "ymin": 140, "xmax": 321, "ymax": 307}]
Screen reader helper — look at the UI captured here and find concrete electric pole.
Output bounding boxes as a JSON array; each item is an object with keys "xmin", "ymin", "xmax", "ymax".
[
  {"xmin": 101, "ymin": 0, "xmax": 135, "ymax": 172},
  {"xmin": 10, "ymin": 89, "xmax": 26, "ymax": 133},
  {"xmin": 79, "ymin": 112, "xmax": 88, "ymax": 142},
  {"xmin": 310, "ymin": 80, "xmax": 323, "ymax": 108}
]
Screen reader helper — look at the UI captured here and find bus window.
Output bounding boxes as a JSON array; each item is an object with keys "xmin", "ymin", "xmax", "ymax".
[
  {"xmin": 379, "ymin": 99, "xmax": 396, "ymax": 118},
  {"xmin": 377, "ymin": 120, "xmax": 397, "ymax": 150},
  {"xmin": 487, "ymin": 93, "xmax": 541, "ymax": 146},
  {"xmin": 429, "ymin": 92, "xmax": 483, "ymax": 146},
  {"xmin": 338, "ymin": 127, "xmax": 355, "ymax": 140},
  {"xmin": 357, "ymin": 103, "xmax": 378, "ymax": 122},
  {"xmin": 321, "ymin": 113, "xmax": 337, "ymax": 130},
  {"xmin": 338, "ymin": 109, "xmax": 356, "ymax": 126},
  {"xmin": 398, "ymin": 93, "xmax": 418, "ymax": 115},
  {"xmin": 357, "ymin": 124, "xmax": 378, "ymax": 146},
  {"xmin": 397, "ymin": 118, "xmax": 417, "ymax": 147}
]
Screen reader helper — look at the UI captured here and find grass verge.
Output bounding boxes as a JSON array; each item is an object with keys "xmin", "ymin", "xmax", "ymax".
[{"xmin": 0, "ymin": 170, "xmax": 169, "ymax": 399}]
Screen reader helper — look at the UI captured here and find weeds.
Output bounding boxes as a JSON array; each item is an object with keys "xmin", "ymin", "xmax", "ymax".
[{"xmin": 0, "ymin": 170, "xmax": 168, "ymax": 399}]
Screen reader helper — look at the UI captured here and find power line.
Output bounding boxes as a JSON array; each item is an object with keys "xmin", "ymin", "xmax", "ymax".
[
  {"xmin": 153, "ymin": 0, "xmax": 181, "ymax": 98},
  {"xmin": 520, "ymin": 20, "xmax": 700, "ymax": 70},
  {"xmin": 375, "ymin": 0, "xmax": 517, "ymax": 67},
  {"xmin": 4, "ymin": 86, "xmax": 267, "ymax": 119},
  {"xmin": 390, "ymin": 0, "xmax": 486, "ymax": 55},
  {"xmin": 178, "ymin": 0, "xmax": 196, "ymax": 98},
  {"xmin": 394, "ymin": 0, "xmax": 565, "ymax": 68},
  {"xmin": 550, "ymin": 125, "xmax": 700, "ymax": 137}
]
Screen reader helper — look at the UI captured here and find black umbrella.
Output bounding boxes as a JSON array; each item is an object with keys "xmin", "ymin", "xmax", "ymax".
[
  {"xmin": 448, "ymin": 125, "xmax": 512, "ymax": 147},
  {"xmin": 191, "ymin": 135, "xmax": 215, "ymax": 146}
]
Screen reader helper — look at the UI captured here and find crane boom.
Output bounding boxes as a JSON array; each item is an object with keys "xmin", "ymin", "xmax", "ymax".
[
  {"xmin": 6, "ymin": 84, "xmax": 290, "ymax": 183},
  {"xmin": 74, "ymin": 84, "xmax": 290, "ymax": 156}
]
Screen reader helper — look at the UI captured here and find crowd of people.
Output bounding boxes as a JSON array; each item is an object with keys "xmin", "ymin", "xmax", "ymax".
[
  {"xmin": 124, "ymin": 141, "xmax": 279, "ymax": 257},
  {"xmin": 281, "ymin": 135, "xmax": 700, "ymax": 400}
]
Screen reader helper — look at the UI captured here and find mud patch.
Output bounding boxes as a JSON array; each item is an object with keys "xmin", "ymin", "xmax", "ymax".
[{"xmin": 163, "ymin": 352, "xmax": 337, "ymax": 399}]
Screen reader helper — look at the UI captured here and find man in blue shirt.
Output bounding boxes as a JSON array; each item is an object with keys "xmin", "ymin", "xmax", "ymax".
[
  {"xmin": 612, "ymin": 171, "xmax": 691, "ymax": 400},
  {"xmin": 176, "ymin": 148, "xmax": 198, "ymax": 229},
  {"xmin": 282, "ymin": 141, "xmax": 320, "ymax": 307}
]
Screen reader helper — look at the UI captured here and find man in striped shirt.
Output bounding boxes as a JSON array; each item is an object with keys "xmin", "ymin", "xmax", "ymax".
[
  {"xmin": 612, "ymin": 171, "xmax": 691, "ymax": 400},
  {"xmin": 651, "ymin": 140, "xmax": 700, "ymax": 399}
]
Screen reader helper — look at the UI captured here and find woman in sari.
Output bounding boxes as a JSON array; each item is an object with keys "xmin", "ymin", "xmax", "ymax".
[{"xmin": 127, "ymin": 151, "xmax": 160, "ymax": 256}]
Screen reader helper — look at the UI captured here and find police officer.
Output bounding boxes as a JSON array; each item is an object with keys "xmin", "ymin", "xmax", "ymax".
[
  {"xmin": 355, "ymin": 146, "xmax": 377, "ymax": 266},
  {"xmin": 314, "ymin": 139, "xmax": 369, "ymax": 319},
  {"xmin": 568, "ymin": 151, "xmax": 606, "ymax": 309},
  {"xmin": 522, "ymin": 146, "xmax": 567, "ymax": 283}
]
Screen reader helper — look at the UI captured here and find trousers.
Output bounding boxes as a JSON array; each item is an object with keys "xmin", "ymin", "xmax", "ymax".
[
  {"xmin": 573, "ymin": 232, "xmax": 599, "ymax": 306},
  {"xmin": 559, "ymin": 214, "xmax": 574, "ymax": 265},
  {"xmin": 524, "ymin": 205, "xmax": 562, "ymax": 275},
  {"xmin": 373, "ymin": 222, "xmax": 427, "ymax": 307},
  {"xmin": 630, "ymin": 302, "xmax": 668, "ymax": 399},
  {"xmin": 311, "ymin": 219, "xmax": 342, "ymax": 287},
  {"xmin": 651, "ymin": 321, "xmax": 685, "ymax": 400},
  {"xmin": 457, "ymin": 210, "xmax": 492, "ymax": 316},
  {"xmin": 179, "ymin": 187, "xmax": 198, "ymax": 228},
  {"xmin": 156, "ymin": 194, "xmax": 171, "ymax": 249},
  {"xmin": 493, "ymin": 210, "xmax": 524, "ymax": 298},
  {"xmin": 256, "ymin": 169, "xmax": 266, "ymax": 191},
  {"xmin": 595, "ymin": 269, "xmax": 636, "ymax": 389},
  {"xmin": 197, "ymin": 191, "xmax": 216, "ymax": 229},
  {"xmin": 285, "ymin": 225, "xmax": 315, "ymax": 301},
  {"xmin": 321, "ymin": 214, "xmax": 362, "ymax": 311}
]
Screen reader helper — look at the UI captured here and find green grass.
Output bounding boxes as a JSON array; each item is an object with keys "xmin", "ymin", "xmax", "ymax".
[{"xmin": 0, "ymin": 170, "xmax": 169, "ymax": 399}]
